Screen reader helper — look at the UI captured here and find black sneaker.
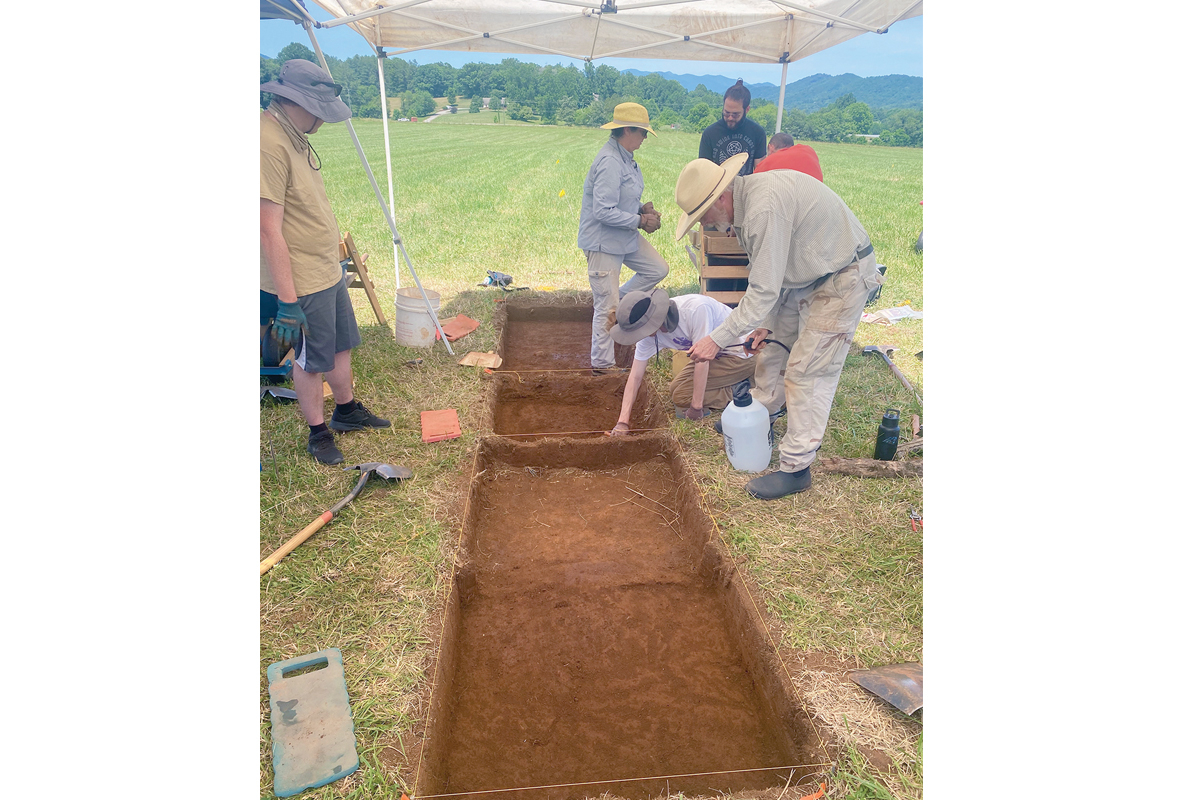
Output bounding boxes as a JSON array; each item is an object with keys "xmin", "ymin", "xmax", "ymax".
[
  {"xmin": 307, "ymin": 429, "xmax": 345, "ymax": 465},
  {"xmin": 330, "ymin": 401, "xmax": 392, "ymax": 432},
  {"xmin": 746, "ymin": 467, "xmax": 812, "ymax": 500}
]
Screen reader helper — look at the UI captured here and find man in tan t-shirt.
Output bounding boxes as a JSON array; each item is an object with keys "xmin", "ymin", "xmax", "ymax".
[{"xmin": 261, "ymin": 60, "xmax": 391, "ymax": 465}]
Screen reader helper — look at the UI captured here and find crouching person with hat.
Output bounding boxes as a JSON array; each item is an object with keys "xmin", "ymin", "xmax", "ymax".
[
  {"xmin": 578, "ymin": 102, "xmax": 670, "ymax": 374},
  {"xmin": 674, "ymin": 154, "xmax": 883, "ymax": 500},
  {"xmin": 261, "ymin": 59, "xmax": 391, "ymax": 465},
  {"xmin": 606, "ymin": 289, "xmax": 757, "ymax": 435}
]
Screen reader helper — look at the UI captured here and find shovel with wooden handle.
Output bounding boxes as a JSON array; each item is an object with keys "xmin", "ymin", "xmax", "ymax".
[
  {"xmin": 863, "ymin": 345, "xmax": 922, "ymax": 405},
  {"xmin": 260, "ymin": 462, "xmax": 413, "ymax": 576}
]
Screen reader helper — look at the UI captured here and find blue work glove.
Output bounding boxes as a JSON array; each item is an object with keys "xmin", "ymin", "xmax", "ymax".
[{"xmin": 271, "ymin": 301, "xmax": 307, "ymax": 349}]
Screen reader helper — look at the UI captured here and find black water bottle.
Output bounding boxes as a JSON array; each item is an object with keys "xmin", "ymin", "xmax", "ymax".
[{"xmin": 874, "ymin": 408, "xmax": 901, "ymax": 461}]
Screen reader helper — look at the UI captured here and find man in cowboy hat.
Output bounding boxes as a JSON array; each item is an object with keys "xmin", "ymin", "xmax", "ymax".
[
  {"xmin": 578, "ymin": 102, "xmax": 669, "ymax": 374},
  {"xmin": 605, "ymin": 289, "xmax": 759, "ymax": 435},
  {"xmin": 673, "ymin": 154, "xmax": 883, "ymax": 500},
  {"xmin": 261, "ymin": 59, "xmax": 391, "ymax": 466}
]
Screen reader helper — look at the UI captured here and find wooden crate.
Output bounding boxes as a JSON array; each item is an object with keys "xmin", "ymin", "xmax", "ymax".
[{"xmin": 688, "ymin": 229, "xmax": 749, "ymax": 306}]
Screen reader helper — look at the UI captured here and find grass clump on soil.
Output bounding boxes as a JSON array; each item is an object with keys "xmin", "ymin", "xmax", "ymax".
[{"xmin": 262, "ymin": 121, "xmax": 922, "ymax": 799}]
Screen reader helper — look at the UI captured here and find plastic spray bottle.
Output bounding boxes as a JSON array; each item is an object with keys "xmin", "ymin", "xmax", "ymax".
[{"xmin": 721, "ymin": 379, "xmax": 772, "ymax": 472}]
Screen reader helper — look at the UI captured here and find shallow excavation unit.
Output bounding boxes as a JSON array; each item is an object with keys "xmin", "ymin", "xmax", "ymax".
[{"xmin": 414, "ymin": 297, "xmax": 830, "ymax": 799}]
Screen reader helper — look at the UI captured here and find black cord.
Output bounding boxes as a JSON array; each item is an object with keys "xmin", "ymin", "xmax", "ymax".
[{"xmin": 742, "ymin": 337, "xmax": 791, "ymax": 353}]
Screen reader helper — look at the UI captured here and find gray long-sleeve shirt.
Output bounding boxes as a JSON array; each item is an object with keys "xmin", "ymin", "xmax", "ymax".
[
  {"xmin": 577, "ymin": 137, "xmax": 643, "ymax": 255},
  {"xmin": 708, "ymin": 170, "xmax": 871, "ymax": 349}
]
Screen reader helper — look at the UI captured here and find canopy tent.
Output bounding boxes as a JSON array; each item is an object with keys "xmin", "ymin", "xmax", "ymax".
[
  {"xmin": 313, "ymin": 0, "xmax": 921, "ymax": 131},
  {"xmin": 262, "ymin": 0, "xmax": 922, "ymax": 353}
]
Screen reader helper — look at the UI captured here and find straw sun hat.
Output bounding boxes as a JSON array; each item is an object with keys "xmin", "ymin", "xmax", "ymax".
[
  {"xmin": 673, "ymin": 152, "xmax": 749, "ymax": 240},
  {"xmin": 600, "ymin": 102, "xmax": 657, "ymax": 136}
]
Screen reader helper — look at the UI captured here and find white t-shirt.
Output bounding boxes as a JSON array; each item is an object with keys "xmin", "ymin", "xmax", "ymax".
[{"xmin": 633, "ymin": 294, "xmax": 754, "ymax": 362}]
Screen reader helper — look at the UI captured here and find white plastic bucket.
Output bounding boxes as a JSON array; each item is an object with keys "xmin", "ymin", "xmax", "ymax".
[{"xmin": 394, "ymin": 287, "xmax": 441, "ymax": 348}]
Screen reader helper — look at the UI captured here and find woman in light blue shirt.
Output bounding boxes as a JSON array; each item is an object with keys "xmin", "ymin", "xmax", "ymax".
[{"xmin": 577, "ymin": 103, "xmax": 669, "ymax": 372}]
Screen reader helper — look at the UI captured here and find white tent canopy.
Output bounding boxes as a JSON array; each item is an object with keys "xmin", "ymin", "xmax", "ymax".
[{"xmin": 312, "ymin": 0, "xmax": 921, "ymax": 68}]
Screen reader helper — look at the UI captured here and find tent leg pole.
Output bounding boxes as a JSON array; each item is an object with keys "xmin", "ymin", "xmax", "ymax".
[
  {"xmin": 302, "ymin": 23, "xmax": 454, "ymax": 356},
  {"xmin": 376, "ymin": 53, "xmax": 401, "ymax": 293},
  {"xmin": 775, "ymin": 60, "xmax": 788, "ymax": 135}
]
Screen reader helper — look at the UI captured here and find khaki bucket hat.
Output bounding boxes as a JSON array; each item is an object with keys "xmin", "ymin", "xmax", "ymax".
[
  {"xmin": 609, "ymin": 289, "xmax": 679, "ymax": 345},
  {"xmin": 673, "ymin": 153, "xmax": 749, "ymax": 240},
  {"xmin": 260, "ymin": 59, "xmax": 351, "ymax": 123},
  {"xmin": 600, "ymin": 102, "xmax": 657, "ymax": 136}
]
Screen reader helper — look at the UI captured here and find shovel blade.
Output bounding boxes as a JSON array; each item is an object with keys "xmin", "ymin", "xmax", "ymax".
[
  {"xmin": 849, "ymin": 662, "xmax": 923, "ymax": 715},
  {"xmin": 344, "ymin": 462, "xmax": 413, "ymax": 481}
]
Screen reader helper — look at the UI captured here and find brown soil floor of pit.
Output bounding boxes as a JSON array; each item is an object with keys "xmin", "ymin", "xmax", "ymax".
[
  {"xmin": 424, "ymin": 459, "xmax": 798, "ymax": 798},
  {"xmin": 491, "ymin": 374, "xmax": 667, "ymax": 438},
  {"xmin": 498, "ymin": 305, "xmax": 634, "ymax": 371}
]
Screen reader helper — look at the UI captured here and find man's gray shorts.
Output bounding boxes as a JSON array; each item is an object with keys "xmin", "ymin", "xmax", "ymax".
[{"xmin": 295, "ymin": 277, "xmax": 361, "ymax": 374}]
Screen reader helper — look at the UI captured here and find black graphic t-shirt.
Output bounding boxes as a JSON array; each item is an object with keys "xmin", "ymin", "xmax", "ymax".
[{"xmin": 699, "ymin": 116, "xmax": 767, "ymax": 176}]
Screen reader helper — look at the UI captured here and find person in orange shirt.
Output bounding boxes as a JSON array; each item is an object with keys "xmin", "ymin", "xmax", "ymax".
[{"xmin": 752, "ymin": 132, "xmax": 823, "ymax": 182}]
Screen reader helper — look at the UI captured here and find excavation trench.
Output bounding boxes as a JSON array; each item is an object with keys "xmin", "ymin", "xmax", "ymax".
[{"xmin": 416, "ymin": 299, "xmax": 825, "ymax": 800}]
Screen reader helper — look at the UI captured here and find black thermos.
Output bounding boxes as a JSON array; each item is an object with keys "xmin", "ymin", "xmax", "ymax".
[{"xmin": 874, "ymin": 408, "xmax": 901, "ymax": 460}]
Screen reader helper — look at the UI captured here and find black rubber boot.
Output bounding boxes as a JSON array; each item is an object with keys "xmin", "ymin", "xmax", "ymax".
[{"xmin": 745, "ymin": 468, "xmax": 812, "ymax": 500}]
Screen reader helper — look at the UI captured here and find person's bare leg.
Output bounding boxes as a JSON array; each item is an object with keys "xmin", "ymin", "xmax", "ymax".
[
  {"xmin": 325, "ymin": 349, "xmax": 354, "ymax": 405},
  {"xmin": 293, "ymin": 366, "xmax": 327, "ymax": 426}
]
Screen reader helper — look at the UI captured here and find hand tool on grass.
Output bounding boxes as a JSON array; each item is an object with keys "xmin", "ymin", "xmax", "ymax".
[
  {"xmin": 260, "ymin": 462, "xmax": 413, "ymax": 576},
  {"xmin": 849, "ymin": 661, "xmax": 923, "ymax": 715},
  {"xmin": 863, "ymin": 344, "xmax": 922, "ymax": 405},
  {"xmin": 909, "ymin": 509, "xmax": 923, "ymax": 531}
]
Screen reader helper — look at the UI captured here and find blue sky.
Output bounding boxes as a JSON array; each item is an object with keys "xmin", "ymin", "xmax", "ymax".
[{"xmin": 261, "ymin": 9, "xmax": 921, "ymax": 85}]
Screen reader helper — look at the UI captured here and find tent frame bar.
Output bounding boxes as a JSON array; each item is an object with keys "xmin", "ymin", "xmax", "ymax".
[{"xmin": 380, "ymin": 10, "xmax": 587, "ymax": 60}]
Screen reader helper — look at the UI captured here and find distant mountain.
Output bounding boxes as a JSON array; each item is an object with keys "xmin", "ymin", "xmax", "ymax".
[
  {"xmin": 622, "ymin": 68, "xmax": 921, "ymax": 112},
  {"xmin": 749, "ymin": 73, "xmax": 922, "ymax": 112},
  {"xmin": 621, "ymin": 68, "xmax": 739, "ymax": 93}
]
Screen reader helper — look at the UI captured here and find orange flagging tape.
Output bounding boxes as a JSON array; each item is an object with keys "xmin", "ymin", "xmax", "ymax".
[{"xmin": 799, "ymin": 782, "xmax": 827, "ymax": 800}]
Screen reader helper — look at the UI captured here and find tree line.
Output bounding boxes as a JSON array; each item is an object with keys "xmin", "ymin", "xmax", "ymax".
[{"xmin": 260, "ymin": 45, "xmax": 921, "ymax": 148}]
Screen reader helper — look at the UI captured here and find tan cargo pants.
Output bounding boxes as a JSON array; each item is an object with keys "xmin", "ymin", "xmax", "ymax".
[
  {"xmin": 750, "ymin": 253, "xmax": 883, "ymax": 472},
  {"xmin": 669, "ymin": 352, "xmax": 759, "ymax": 411},
  {"xmin": 586, "ymin": 235, "xmax": 670, "ymax": 369}
]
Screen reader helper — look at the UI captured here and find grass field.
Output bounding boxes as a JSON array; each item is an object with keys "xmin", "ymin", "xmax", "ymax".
[{"xmin": 261, "ymin": 120, "xmax": 923, "ymax": 799}]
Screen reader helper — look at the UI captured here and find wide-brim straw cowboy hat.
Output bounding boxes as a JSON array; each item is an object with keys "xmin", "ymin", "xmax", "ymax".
[
  {"xmin": 261, "ymin": 59, "xmax": 352, "ymax": 124},
  {"xmin": 609, "ymin": 288, "xmax": 678, "ymax": 345},
  {"xmin": 673, "ymin": 152, "xmax": 749, "ymax": 240},
  {"xmin": 600, "ymin": 102, "xmax": 657, "ymax": 136}
]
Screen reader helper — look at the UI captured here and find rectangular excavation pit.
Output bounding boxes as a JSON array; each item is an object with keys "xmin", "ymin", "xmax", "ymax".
[
  {"xmin": 496, "ymin": 301, "xmax": 634, "ymax": 372},
  {"xmin": 416, "ymin": 436, "xmax": 826, "ymax": 800},
  {"xmin": 487, "ymin": 373, "xmax": 669, "ymax": 439}
]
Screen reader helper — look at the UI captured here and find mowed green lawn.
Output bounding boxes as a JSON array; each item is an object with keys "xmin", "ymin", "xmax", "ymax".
[
  {"xmin": 316, "ymin": 121, "xmax": 922, "ymax": 307},
  {"xmin": 262, "ymin": 119, "xmax": 923, "ymax": 799}
]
